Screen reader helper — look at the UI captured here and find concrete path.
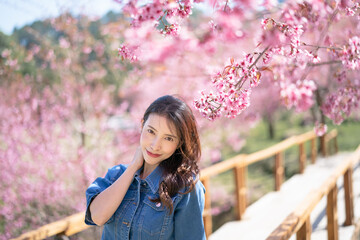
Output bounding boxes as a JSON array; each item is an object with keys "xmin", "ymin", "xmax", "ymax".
[{"xmin": 209, "ymin": 152, "xmax": 360, "ymax": 240}]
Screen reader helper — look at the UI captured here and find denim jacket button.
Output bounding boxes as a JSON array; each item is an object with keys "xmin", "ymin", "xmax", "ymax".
[{"xmin": 156, "ymin": 202, "xmax": 161, "ymax": 207}]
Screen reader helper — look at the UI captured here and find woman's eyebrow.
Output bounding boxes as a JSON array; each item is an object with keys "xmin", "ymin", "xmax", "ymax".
[
  {"xmin": 148, "ymin": 125, "xmax": 157, "ymax": 132},
  {"xmin": 148, "ymin": 125, "xmax": 178, "ymax": 139},
  {"xmin": 165, "ymin": 133, "xmax": 178, "ymax": 139}
]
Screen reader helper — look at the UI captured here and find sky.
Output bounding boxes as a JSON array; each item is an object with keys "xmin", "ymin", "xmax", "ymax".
[{"xmin": 0, "ymin": 0, "xmax": 123, "ymax": 35}]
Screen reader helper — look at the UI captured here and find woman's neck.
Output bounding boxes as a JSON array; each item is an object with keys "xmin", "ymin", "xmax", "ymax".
[{"xmin": 141, "ymin": 163, "xmax": 159, "ymax": 179}]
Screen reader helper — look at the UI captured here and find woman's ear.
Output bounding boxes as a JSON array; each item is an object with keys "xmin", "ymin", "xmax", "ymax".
[{"xmin": 141, "ymin": 119, "xmax": 145, "ymax": 128}]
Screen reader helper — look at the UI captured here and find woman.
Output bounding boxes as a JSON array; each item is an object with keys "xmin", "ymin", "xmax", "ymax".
[{"xmin": 85, "ymin": 95, "xmax": 206, "ymax": 240}]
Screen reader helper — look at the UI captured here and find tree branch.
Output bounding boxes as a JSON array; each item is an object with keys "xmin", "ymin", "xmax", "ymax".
[
  {"xmin": 224, "ymin": 0, "xmax": 229, "ymax": 12},
  {"xmin": 307, "ymin": 60, "xmax": 342, "ymax": 67},
  {"xmin": 235, "ymin": 46, "xmax": 269, "ymax": 90},
  {"xmin": 301, "ymin": 42, "xmax": 343, "ymax": 51}
]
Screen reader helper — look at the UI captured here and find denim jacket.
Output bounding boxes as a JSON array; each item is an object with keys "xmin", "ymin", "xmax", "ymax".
[{"xmin": 85, "ymin": 164, "xmax": 206, "ymax": 240}]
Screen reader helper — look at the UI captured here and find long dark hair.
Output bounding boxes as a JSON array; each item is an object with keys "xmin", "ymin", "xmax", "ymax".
[{"xmin": 142, "ymin": 95, "xmax": 201, "ymax": 213}]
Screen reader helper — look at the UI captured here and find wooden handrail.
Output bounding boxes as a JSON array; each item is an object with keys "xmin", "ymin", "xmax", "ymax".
[
  {"xmin": 11, "ymin": 129, "xmax": 339, "ymax": 240},
  {"xmin": 200, "ymin": 154, "xmax": 245, "ymax": 180},
  {"xmin": 11, "ymin": 212, "xmax": 90, "ymax": 240},
  {"xmin": 267, "ymin": 144, "xmax": 360, "ymax": 240}
]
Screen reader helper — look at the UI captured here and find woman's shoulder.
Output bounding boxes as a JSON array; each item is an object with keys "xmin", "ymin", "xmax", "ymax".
[
  {"xmin": 194, "ymin": 178, "xmax": 206, "ymax": 195},
  {"xmin": 174, "ymin": 177, "xmax": 205, "ymax": 210},
  {"xmin": 178, "ymin": 176, "xmax": 205, "ymax": 196},
  {"xmin": 104, "ymin": 164, "xmax": 128, "ymax": 181}
]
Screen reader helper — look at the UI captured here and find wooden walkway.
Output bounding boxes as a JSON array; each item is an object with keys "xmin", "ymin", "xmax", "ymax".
[{"xmin": 209, "ymin": 152, "xmax": 360, "ymax": 240}]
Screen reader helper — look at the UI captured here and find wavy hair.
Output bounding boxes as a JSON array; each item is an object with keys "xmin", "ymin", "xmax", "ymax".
[{"xmin": 142, "ymin": 95, "xmax": 201, "ymax": 213}]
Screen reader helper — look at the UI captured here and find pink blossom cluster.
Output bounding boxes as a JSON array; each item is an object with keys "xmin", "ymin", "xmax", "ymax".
[
  {"xmin": 0, "ymin": 79, "xmax": 139, "ymax": 239},
  {"xmin": 118, "ymin": 45, "xmax": 138, "ymax": 62},
  {"xmin": 210, "ymin": 12, "xmax": 246, "ymax": 42},
  {"xmin": 160, "ymin": 23, "xmax": 180, "ymax": 36},
  {"xmin": 321, "ymin": 86, "xmax": 360, "ymax": 124},
  {"xmin": 125, "ymin": 1, "xmax": 163, "ymax": 27},
  {"xmin": 194, "ymin": 88, "xmax": 251, "ymax": 121},
  {"xmin": 340, "ymin": 36, "xmax": 360, "ymax": 70},
  {"xmin": 59, "ymin": 37, "xmax": 70, "ymax": 49},
  {"xmin": 210, "ymin": 186, "xmax": 234, "ymax": 216},
  {"xmin": 1, "ymin": 49, "xmax": 19, "ymax": 70},
  {"xmin": 123, "ymin": 0, "xmax": 194, "ymax": 28},
  {"xmin": 343, "ymin": 1, "xmax": 360, "ymax": 16},
  {"xmin": 194, "ymin": 56, "xmax": 261, "ymax": 120},
  {"xmin": 314, "ymin": 121, "xmax": 328, "ymax": 136},
  {"xmin": 194, "ymin": 91, "xmax": 222, "ymax": 120},
  {"xmin": 260, "ymin": 18, "xmax": 304, "ymax": 48},
  {"xmin": 0, "ymin": 16, "xmax": 145, "ymax": 238},
  {"xmin": 280, "ymin": 79, "xmax": 317, "ymax": 112},
  {"xmin": 166, "ymin": 1, "xmax": 193, "ymax": 18}
]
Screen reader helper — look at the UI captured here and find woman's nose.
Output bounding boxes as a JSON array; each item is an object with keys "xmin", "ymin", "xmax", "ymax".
[{"xmin": 151, "ymin": 137, "xmax": 161, "ymax": 151}]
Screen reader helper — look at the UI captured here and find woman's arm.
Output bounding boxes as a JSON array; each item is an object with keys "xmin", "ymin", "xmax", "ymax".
[{"xmin": 89, "ymin": 147, "xmax": 144, "ymax": 226}]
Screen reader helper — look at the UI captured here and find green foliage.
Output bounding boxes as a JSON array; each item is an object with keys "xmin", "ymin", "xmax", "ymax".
[
  {"xmin": 330, "ymin": 120, "xmax": 360, "ymax": 151},
  {"xmin": 0, "ymin": 32, "xmax": 11, "ymax": 51},
  {"xmin": 102, "ymin": 11, "xmax": 123, "ymax": 23}
]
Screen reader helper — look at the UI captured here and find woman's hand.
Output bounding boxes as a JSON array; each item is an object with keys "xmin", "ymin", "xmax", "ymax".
[
  {"xmin": 129, "ymin": 146, "xmax": 144, "ymax": 171},
  {"xmin": 90, "ymin": 146, "xmax": 144, "ymax": 226}
]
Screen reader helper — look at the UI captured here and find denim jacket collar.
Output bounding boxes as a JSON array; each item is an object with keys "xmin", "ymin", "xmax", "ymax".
[{"xmin": 134, "ymin": 165, "xmax": 163, "ymax": 194}]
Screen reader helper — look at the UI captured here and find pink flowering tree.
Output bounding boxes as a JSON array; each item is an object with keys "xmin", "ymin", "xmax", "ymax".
[
  {"xmin": 2, "ymin": 0, "xmax": 360, "ymax": 238},
  {"xmin": 116, "ymin": 0, "xmax": 360, "ymax": 134},
  {"xmin": 0, "ymin": 14, "xmax": 144, "ymax": 239},
  {"xmin": 0, "ymin": 10, "xmax": 255, "ymax": 238}
]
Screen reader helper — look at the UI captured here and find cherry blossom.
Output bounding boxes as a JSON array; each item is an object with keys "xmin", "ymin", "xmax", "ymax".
[
  {"xmin": 314, "ymin": 121, "xmax": 328, "ymax": 136},
  {"xmin": 280, "ymin": 80, "xmax": 317, "ymax": 112}
]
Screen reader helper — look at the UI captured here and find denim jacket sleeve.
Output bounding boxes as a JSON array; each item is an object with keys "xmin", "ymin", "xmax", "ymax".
[
  {"xmin": 84, "ymin": 164, "xmax": 126, "ymax": 225},
  {"xmin": 174, "ymin": 179, "xmax": 206, "ymax": 240}
]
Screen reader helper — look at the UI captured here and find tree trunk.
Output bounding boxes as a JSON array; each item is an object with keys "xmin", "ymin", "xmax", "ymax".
[{"xmin": 266, "ymin": 114, "xmax": 275, "ymax": 139}]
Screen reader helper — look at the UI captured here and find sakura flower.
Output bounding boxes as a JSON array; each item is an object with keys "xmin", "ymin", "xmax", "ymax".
[
  {"xmin": 59, "ymin": 37, "xmax": 70, "ymax": 49},
  {"xmin": 321, "ymin": 87, "xmax": 360, "ymax": 125},
  {"xmin": 340, "ymin": 36, "xmax": 360, "ymax": 70},
  {"xmin": 118, "ymin": 45, "xmax": 138, "ymax": 62},
  {"xmin": 160, "ymin": 23, "xmax": 180, "ymax": 36},
  {"xmin": 1, "ymin": 49, "xmax": 11, "ymax": 58},
  {"xmin": 314, "ymin": 122, "xmax": 327, "ymax": 136},
  {"xmin": 280, "ymin": 79, "xmax": 316, "ymax": 112}
]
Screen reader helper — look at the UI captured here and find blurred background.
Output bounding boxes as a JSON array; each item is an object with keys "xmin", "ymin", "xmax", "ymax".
[{"xmin": 0, "ymin": 0, "xmax": 359, "ymax": 239}]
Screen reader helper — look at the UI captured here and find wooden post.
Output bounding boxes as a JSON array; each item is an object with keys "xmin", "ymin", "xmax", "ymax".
[
  {"xmin": 296, "ymin": 216, "xmax": 311, "ymax": 240},
  {"xmin": 344, "ymin": 168, "xmax": 354, "ymax": 226},
  {"xmin": 234, "ymin": 161, "xmax": 247, "ymax": 220},
  {"xmin": 234, "ymin": 159, "xmax": 247, "ymax": 220},
  {"xmin": 274, "ymin": 152, "xmax": 284, "ymax": 191},
  {"xmin": 299, "ymin": 143, "xmax": 306, "ymax": 174},
  {"xmin": 327, "ymin": 185, "xmax": 339, "ymax": 240},
  {"xmin": 320, "ymin": 135, "xmax": 327, "ymax": 157},
  {"xmin": 311, "ymin": 137, "xmax": 317, "ymax": 164},
  {"xmin": 202, "ymin": 177, "xmax": 212, "ymax": 237}
]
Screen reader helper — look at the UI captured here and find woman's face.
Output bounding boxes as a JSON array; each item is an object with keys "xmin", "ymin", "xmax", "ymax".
[{"xmin": 140, "ymin": 113, "xmax": 180, "ymax": 168}]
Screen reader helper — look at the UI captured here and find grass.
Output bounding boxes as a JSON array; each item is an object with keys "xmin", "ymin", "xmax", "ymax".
[{"xmin": 333, "ymin": 119, "xmax": 360, "ymax": 151}]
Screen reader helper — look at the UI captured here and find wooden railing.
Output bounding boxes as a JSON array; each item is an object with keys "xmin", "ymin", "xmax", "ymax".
[
  {"xmin": 266, "ymin": 144, "xmax": 360, "ymax": 240},
  {"xmin": 11, "ymin": 129, "xmax": 338, "ymax": 240},
  {"xmin": 11, "ymin": 212, "xmax": 90, "ymax": 240},
  {"xmin": 200, "ymin": 129, "xmax": 338, "ymax": 237}
]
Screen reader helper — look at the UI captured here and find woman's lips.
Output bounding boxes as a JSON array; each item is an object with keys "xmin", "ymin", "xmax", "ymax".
[{"xmin": 146, "ymin": 150, "xmax": 161, "ymax": 158}]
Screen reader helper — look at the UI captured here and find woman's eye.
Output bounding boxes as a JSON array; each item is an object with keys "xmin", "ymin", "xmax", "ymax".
[
  {"xmin": 147, "ymin": 129, "xmax": 155, "ymax": 134},
  {"xmin": 165, "ymin": 137, "xmax": 174, "ymax": 142}
]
